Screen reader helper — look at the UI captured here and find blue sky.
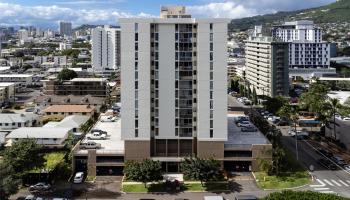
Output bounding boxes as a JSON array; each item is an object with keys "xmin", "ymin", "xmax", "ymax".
[{"xmin": 0, "ymin": 0, "xmax": 336, "ymax": 28}]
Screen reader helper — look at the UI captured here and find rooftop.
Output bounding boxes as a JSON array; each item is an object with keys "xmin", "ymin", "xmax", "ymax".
[
  {"xmin": 70, "ymin": 78, "xmax": 108, "ymax": 82},
  {"xmin": 0, "ymin": 74, "xmax": 33, "ymax": 78},
  {"xmin": 225, "ymin": 114, "xmax": 271, "ymax": 149},
  {"xmin": 0, "ymin": 82, "xmax": 15, "ymax": 87},
  {"xmin": 35, "ymin": 95, "xmax": 105, "ymax": 105},
  {"xmin": 76, "ymin": 115, "xmax": 124, "ymax": 155},
  {"xmin": 43, "ymin": 115, "xmax": 89, "ymax": 129},
  {"xmin": 43, "ymin": 105, "xmax": 95, "ymax": 113},
  {"xmin": 327, "ymin": 91, "xmax": 350, "ymax": 104},
  {"xmin": 0, "ymin": 113, "xmax": 38, "ymax": 126},
  {"xmin": 7, "ymin": 127, "xmax": 70, "ymax": 139}
]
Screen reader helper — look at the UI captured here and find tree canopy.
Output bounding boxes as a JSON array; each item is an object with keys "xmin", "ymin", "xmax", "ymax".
[
  {"xmin": 180, "ymin": 156, "xmax": 223, "ymax": 185},
  {"xmin": 264, "ymin": 96, "xmax": 288, "ymax": 114},
  {"xmin": 57, "ymin": 68, "xmax": 78, "ymax": 81},
  {"xmin": 124, "ymin": 159, "xmax": 163, "ymax": 187},
  {"xmin": 262, "ymin": 190, "xmax": 347, "ymax": 200}
]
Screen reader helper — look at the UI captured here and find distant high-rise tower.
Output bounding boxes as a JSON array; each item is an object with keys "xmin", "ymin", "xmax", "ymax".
[
  {"xmin": 120, "ymin": 6, "xmax": 229, "ymax": 169},
  {"xmin": 91, "ymin": 25, "xmax": 121, "ymax": 73},
  {"xmin": 59, "ymin": 21, "xmax": 72, "ymax": 37},
  {"xmin": 272, "ymin": 20, "xmax": 334, "ymax": 78}
]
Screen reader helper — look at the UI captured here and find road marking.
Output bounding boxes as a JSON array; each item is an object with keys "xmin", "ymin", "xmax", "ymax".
[
  {"xmin": 314, "ymin": 187, "xmax": 330, "ymax": 190},
  {"xmin": 331, "ymin": 180, "xmax": 342, "ymax": 187},
  {"xmin": 320, "ymin": 191, "xmax": 336, "ymax": 194},
  {"xmin": 324, "ymin": 179, "xmax": 334, "ymax": 186},
  {"xmin": 339, "ymin": 180, "xmax": 349, "ymax": 187},
  {"xmin": 310, "ymin": 179, "xmax": 326, "ymax": 187},
  {"xmin": 346, "ymin": 180, "xmax": 350, "ymax": 184}
]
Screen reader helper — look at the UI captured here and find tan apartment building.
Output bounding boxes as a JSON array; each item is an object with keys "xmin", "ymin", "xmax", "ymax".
[
  {"xmin": 245, "ymin": 34, "xmax": 289, "ymax": 97},
  {"xmin": 43, "ymin": 105, "xmax": 96, "ymax": 117},
  {"xmin": 42, "ymin": 77, "xmax": 109, "ymax": 98}
]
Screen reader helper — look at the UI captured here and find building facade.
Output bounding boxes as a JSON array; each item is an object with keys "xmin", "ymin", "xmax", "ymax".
[
  {"xmin": 272, "ymin": 20, "xmax": 334, "ymax": 78},
  {"xmin": 245, "ymin": 36, "xmax": 289, "ymax": 97},
  {"xmin": 92, "ymin": 25, "xmax": 121, "ymax": 73},
  {"xmin": 59, "ymin": 21, "xmax": 72, "ymax": 37},
  {"xmin": 42, "ymin": 78, "xmax": 109, "ymax": 98},
  {"xmin": 120, "ymin": 6, "xmax": 228, "ymax": 171}
]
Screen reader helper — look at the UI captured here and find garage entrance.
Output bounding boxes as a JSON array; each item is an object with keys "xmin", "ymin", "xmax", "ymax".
[
  {"xmin": 74, "ymin": 156, "xmax": 87, "ymax": 173},
  {"xmin": 224, "ymin": 161, "xmax": 252, "ymax": 172},
  {"xmin": 96, "ymin": 166, "xmax": 124, "ymax": 176}
]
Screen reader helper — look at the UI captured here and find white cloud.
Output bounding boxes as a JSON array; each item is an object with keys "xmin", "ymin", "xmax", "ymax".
[{"xmin": 0, "ymin": 2, "xmax": 155, "ymax": 27}]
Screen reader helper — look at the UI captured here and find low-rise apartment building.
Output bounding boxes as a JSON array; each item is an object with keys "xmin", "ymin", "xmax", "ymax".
[
  {"xmin": 42, "ymin": 78, "xmax": 109, "ymax": 98},
  {"xmin": 0, "ymin": 113, "xmax": 39, "ymax": 131},
  {"xmin": 326, "ymin": 117, "xmax": 350, "ymax": 150},
  {"xmin": 0, "ymin": 74, "xmax": 33, "ymax": 89},
  {"xmin": 0, "ymin": 82, "xmax": 15, "ymax": 105},
  {"xmin": 35, "ymin": 95, "xmax": 106, "ymax": 112},
  {"xmin": 6, "ymin": 127, "xmax": 70, "ymax": 148},
  {"xmin": 43, "ymin": 105, "xmax": 96, "ymax": 117}
]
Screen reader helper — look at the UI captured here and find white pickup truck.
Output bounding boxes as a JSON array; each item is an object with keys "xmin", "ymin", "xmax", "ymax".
[{"xmin": 86, "ymin": 132, "xmax": 107, "ymax": 140}]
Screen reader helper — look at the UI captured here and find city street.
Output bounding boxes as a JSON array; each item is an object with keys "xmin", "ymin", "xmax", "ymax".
[{"xmin": 279, "ymin": 127, "xmax": 350, "ymax": 197}]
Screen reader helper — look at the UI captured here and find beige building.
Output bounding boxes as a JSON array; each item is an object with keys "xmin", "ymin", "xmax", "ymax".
[
  {"xmin": 245, "ymin": 35, "xmax": 289, "ymax": 97},
  {"xmin": 42, "ymin": 77, "xmax": 109, "ymax": 98},
  {"xmin": 0, "ymin": 83, "xmax": 15, "ymax": 105},
  {"xmin": 43, "ymin": 105, "xmax": 96, "ymax": 117}
]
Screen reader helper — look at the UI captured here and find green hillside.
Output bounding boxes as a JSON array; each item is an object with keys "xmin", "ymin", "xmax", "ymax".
[{"xmin": 230, "ymin": 0, "xmax": 350, "ymax": 31}]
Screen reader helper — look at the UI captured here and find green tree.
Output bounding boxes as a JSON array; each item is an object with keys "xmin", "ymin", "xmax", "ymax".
[
  {"xmin": 262, "ymin": 190, "xmax": 347, "ymax": 200},
  {"xmin": 265, "ymin": 96, "xmax": 288, "ymax": 114},
  {"xmin": 57, "ymin": 68, "xmax": 78, "ymax": 81},
  {"xmin": 180, "ymin": 156, "xmax": 223, "ymax": 186},
  {"xmin": 300, "ymin": 82, "xmax": 329, "ymax": 115},
  {"xmin": 230, "ymin": 79, "xmax": 235, "ymax": 91},
  {"xmin": 239, "ymin": 84, "xmax": 244, "ymax": 96},
  {"xmin": 124, "ymin": 159, "xmax": 163, "ymax": 187},
  {"xmin": 61, "ymin": 49, "xmax": 80, "ymax": 58},
  {"xmin": 252, "ymin": 87, "xmax": 258, "ymax": 105},
  {"xmin": 0, "ymin": 164, "xmax": 21, "ymax": 200},
  {"xmin": 3, "ymin": 139, "xmax": 45, "ymax": 177},
  {"xmin": 323, "ymin": 98, "xmax": 349, "ymax": 141}
]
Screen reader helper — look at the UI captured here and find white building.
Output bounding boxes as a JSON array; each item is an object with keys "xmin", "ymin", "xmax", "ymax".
[
  {"xmin": 34, "ymin": 56, "xmax": 68, "ymax": 68},
  {"xmin": 0, "ymin": 82, "xmax": 15, "ymax": 104},
  {"xmin": 0, "ymin": 74, "xmax": 33, "ymax": 88},
  {"xmin": 91, "ymin": 25, "xmax": 121, "ymax": 73},
  {"xmin": 272, "ymin": 20, "xmax": 335, "ymax": 79},
  {"xmin": 120, "ymin": 6, "xmax": 229, "ymax": 170},
  {"xmin": 6, "ymin": 127, "xmax": 70, "ymax": 147},
  {"xmin": 0, "ymin": 113, "xmax": 39, "ymax": 131},
  {"xmin": 59, "ymin": 42, "xmax": 72, "ymax": 50},
  {"xmin": 18, "ymin": 29, "xmax": 32, "ymax": 45},
  {"xmin": 59, "ymin": 21, "xmax": 72, "ymax": 37}
]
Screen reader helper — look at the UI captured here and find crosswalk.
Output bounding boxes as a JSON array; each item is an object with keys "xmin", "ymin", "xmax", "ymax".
[{"xmin": 310, "ymin": 179, "xmax": 350, "ymax": 194}]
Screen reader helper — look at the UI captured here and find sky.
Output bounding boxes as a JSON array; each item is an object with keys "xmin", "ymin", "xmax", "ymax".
[{"xmin": 0, "ymin": 0, "xmax": 336, "ymax": 28}]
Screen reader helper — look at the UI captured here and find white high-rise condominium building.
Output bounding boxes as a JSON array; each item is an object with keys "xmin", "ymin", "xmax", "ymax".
[
  {"xmin": 120, "ymin": 6, "xmax": 229, "ymax": 171},
  {"xmin": 91, "ymin": 25, "xmax": 121, "ymax": 73},
  {"xmin": 59, "ymin": 21, "xmax": 72, "ymax": 37},
  {"xmin": 272, "ymin": 20, "xmax": 335, "ymax": 78}
]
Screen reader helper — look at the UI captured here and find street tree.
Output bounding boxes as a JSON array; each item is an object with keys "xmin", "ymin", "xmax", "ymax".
[
  {"xmin": 57, "ymin": 68, "xmax": 78, "ymax": 81},
  {"xmin": 180, "ymin": 156, "xmax": 223, "ymax": 186},
  {"xmin": 124, "ymin": 159, "xmax": 163, "ymax": 187},
  {"xmin": 3, "ymin": 139, "xmax": 45, "ymax": 177},
  {"xmin": 252, "ymin": 87, "xmax": 258, "ymax": 105},
  {"xmin": 265, "ymin": 96, "xmax": 288, "ymax": 114},
  {"xmin": 0, "ymin": 164, "xmax": 21, "ymax": 200}
]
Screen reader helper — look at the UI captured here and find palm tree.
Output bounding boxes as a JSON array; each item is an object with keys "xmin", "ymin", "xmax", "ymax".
[{"xmin": 324, "ymin": 98, "xmax": 342, "ymax": 141}]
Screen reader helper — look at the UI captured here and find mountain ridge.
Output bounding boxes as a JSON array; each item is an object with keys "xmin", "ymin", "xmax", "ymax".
[{"xmin": 229, "ymin": 0, "xmax": 350, "ymax": 32}]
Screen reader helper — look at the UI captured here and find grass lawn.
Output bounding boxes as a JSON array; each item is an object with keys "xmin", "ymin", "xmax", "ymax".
[
  {"xmin": 255, "ymin": 171, "xmax": 311, "ymax": 189},
  {"xmin": 31, "ymin": 152, "xmax": 66, "ymax": 172},
  {"xmin": 122, "ymin": 182, "xmax": 229, "ymax": 193}
]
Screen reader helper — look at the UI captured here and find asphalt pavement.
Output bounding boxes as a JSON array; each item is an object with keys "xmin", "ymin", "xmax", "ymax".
[{"xmin": 279, "ymin": 126, "xmax": 350, "ymax": 197}]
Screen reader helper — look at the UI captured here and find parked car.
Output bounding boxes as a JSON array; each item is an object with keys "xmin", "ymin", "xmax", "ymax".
[
  {"xmin": 316, "ymin": 148, "xmax": 333, "ymax": 158},
  {"xmin": 101, "ymin": 116, "xmax": 117, "ymax": 122},
  {"xmin": 25, "ymin": 195, "xmax": 35, "ymax": 200},
  {"xmin": 331, "ymin": 156, "xmax": 347, "ymax": 166},
  {"xmin": 80, "ymin": 141, "xmax": 101, "ymax": 149},
  {"xmin": 344, "ymin": 165, "xmax": 350, "ymax": 172},
  {"xmin": 74, "ymin": 172, "xmax": 84, "ymax": 183},
  {"xmin": 90, "ymin": 129, "xmax": 107, "ymax": 135},
  {"xmin": 241, "ymin": 126, "xmax": 258, "ymax": 132},
  {"xmin": 237, "ymin": 121, "xmax": 251, "ymax": 127},
  {"xmin": 235, "ymin": 195, "xmax": 258, "ymax": 200},
  {"xmin": 234, "ymin": 116, "xmax": 249, "ymax": 124},
  {"xmin": 86, "ymin": 132, "xmax": 107, "ymax": 140},
  {"xmin": 288, "ymin": 129, "xmax": 309, "ymax": 139},
  {"xmin": 25, "ymin": 107, "xmax": 35, "ymax": 112},
  {"xmin": 29, "ymin": 182, "xmax": 51, "ymax": 191},
  {"xmin": 318, "ymin": 158, "xmax": 337, "ymax": 170}
]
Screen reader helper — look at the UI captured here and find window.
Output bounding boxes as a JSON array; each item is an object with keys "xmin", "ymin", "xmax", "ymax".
[
  {"xmin": 210, "ymin": 43, "xmax": 213, "ymax": 51},
  {"xmin": 210, "ymin": 23, "xmax": 213, "ymax": 30},
  {"xmin": 134, "ymin": 23, "xmax": 138, "ymax": 32},
  {"xmin": 135, "ymin": 120, "xmax": 138, "ymax": 128},
  {"xmin": 135, "ymin": 129, "xmax": 138, "ymax": 137},
  {"xmin": 210, "ymin": 129, "xmax": 213, "ymax": 138}
]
